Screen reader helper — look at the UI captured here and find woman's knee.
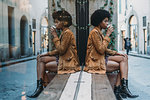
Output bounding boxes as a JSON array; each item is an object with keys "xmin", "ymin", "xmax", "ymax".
[
  {"xmin": 37, "ymin": 56, "xmax": 41, "ymax": 62},
  {"xmin": 40, "ymin": 57, "xmax": 47, "ymax": 62},
  {"xmin": 120, "ymin": 56, "xmax": 128, "ymax": 62}
]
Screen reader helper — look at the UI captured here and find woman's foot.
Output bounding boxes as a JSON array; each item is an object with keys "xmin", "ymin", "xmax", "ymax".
[
  {"xmin": 120, "ymin": 78, "xmax": 139, "ymax": 98},
  {"xmin": 27, "ymin": 78, "xmax": 44, "ymax": 98},
  {"xmin": 114, "ymin": 85, "xmax": 123, "ymax": 100}
]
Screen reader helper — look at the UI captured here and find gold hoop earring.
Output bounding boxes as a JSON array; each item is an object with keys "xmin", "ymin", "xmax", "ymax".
[{"xmin": 63, "ymin": 21, "xmax": 68, "ymax": 26}]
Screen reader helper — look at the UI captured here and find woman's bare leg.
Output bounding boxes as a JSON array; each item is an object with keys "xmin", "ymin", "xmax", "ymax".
[
  {"xmin": 107, "ymin": 60, "xmax": 121, "ymax": 86},
  {"xmin": 28, "ymin": 56, "xmax": 56, "ymax": 98},
  {"xmin": 116, "ymin": 72, "xmax": 121, "ymax": 86},
  {"xmin": 108, "ymin": 56, "xmax": 128, "ymax": 79},
  {"xmin": 108, "ymin": 56, "xmax": 138, "ymax": 99},
  {"xmin": 106, "ymin": 60, "xmax": 119, "ymax": 72},
  {"xmin": 45, "ymin": 61, "xmax": 57, "ymax": 72},
  {"xmin": 37, "ymin": 56, "xmax": 56, "ymax": 80},
  {"xmin": 37, "ymin": 62, "xmax": 45, "ymax": 80}
]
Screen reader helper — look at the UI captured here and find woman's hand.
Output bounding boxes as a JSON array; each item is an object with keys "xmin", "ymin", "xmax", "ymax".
[
  {"xmin": 50, "ymin": 27, "xmax": 58, "ymax": 38},
  {"xmin": 37, "ymin": 54, "xmax": 41, "ymax": 60},
  {"xmin": 37, "ymin": 53, "xmax": 47, "ymax": 60},
  {"xmin": 116, "ymin": 53, "xmax": 128, "ymax": 58},
  {"xmin": 106, "ymin": 25, "xmax": 114, "ymax": 37}
]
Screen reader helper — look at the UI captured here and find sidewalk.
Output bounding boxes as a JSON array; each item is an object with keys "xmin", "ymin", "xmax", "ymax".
[
  {"xmin": 0, "ymin": 56, "xmax": 37, "ymax": 67},
  {"xmin": 129, "ymin": 51, "xmax": 150, "ymax": 59},
  {"xmin": 119, "ymin": 51, "xmax": 150, "ymax": 59}
]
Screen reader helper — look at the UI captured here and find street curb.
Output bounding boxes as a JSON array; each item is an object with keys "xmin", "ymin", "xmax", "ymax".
[
  {"xmin": 129, "ymin": 53, "xmax": 150, "ymax": 59},
  {"xmin": 0, "ymin": 56, "xmax": 37, "ymax": 67},
  {"xmin": 118, "ymin": 51, "xmax": 150, "ymax": 59}
]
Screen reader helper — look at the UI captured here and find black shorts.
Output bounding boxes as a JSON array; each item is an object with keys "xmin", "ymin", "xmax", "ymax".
[
  {"xmin": 56, "ymin": 55, "xmax": 59, "ymax": 66},
  {"xmin": 105, "ymin": 56, "xmax": 108, "ymax": 65}
]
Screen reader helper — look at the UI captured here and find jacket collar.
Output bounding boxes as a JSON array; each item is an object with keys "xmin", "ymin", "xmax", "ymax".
[
  {"xmin": 94, "ymin": 27, "xmax": 102, "ymax": 35},
  {"xmin": 62, "ymin": 28, "xmax": 69, "ymax": 34},
  {"xmin": 59, "ymin": 28, "xmax": 69, "ymax": 40}
]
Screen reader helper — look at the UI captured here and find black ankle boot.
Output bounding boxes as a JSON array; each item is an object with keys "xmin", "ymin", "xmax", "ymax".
[
  {"xmin": 120, "ymin": 78, "xmax": 139, "ymax": 98},
  {"xmin": 28, "ymin": 78, "xmax": 44, "ymax": 98},
  {"xmin": 114, "ymin": 85, "xmax": 123, "ymax": 100}
]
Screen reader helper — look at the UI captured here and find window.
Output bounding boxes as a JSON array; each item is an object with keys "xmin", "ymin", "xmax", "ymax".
[
  {"xmin": 143, "ymin": 16, "xmax": 146, "ymax": 27},
  {"xmin": 148, "ymin": 23, "xmax": 150, "ymax": 46},
  {"xmin": 29, "ymin": 25, "xmax": 32, "ymax": 47},
  {"xmin": 119, "ymin": 0, "xmax": 121, "ymax": 14},
  {"xmin": 148, "ymin": 35, "xmax": 150, "ymax": 46},
  {"xmin": 32, "ymin": 19, "xmax": 36, "ymax": 29},
  {"xmin": 125, "ymin": 0, "xmax": 128, "ymax": 10}
]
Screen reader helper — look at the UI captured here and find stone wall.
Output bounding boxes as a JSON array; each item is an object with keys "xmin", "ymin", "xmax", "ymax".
[
  {"xmin": 0, "ymin": 0, "xmax": 48, "ymax": 61},
  {"xmin": 48, "ymin": 0, "xmax": 118, "ymax": 51}
]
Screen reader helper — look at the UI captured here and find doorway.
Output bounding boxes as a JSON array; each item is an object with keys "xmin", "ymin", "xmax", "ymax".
[
  {"xmin": 20, "ymin": 16, "xmax": 28, "ymax": 56},
  {"xmin": 8, "ymin": 6, "xmax": 15, "ymax": 58},
  {"xmin": 40, "ymin": 17, "xmax": 48, "ymax": 53},
  {"xmin": 129, "ymin": 15, "xmax": 138, "ymax": 52},
  {"xmin": 32, "ymin": 31, "xmax": 36, "ymax": 55},
  {"xmin": 121, "ymin": 31, "xmax": 125, "ymax": 51},
  {"xmin": 143, "ymin": 29, "xmax": 147, "ymax": 54}
]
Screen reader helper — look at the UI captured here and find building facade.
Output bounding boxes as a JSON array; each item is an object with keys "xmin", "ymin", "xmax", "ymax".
[
  {"xmin": 118, "ymin": 0, "xmax": 150, "ymax": 54},
  {"xmin": 0, "ymin": 0, "xmax": 118, "ymax": 64},
  {"xmin": 0, "ymin": 0, "xmax": 48, "ymax": 62}
]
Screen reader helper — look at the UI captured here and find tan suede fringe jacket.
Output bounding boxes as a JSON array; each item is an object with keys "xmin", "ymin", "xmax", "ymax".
[
  {"xmin": 84, "ymin": 27, "xmax": 117, "ymax": 74},
  {"xmin": 48, "ymin": 28, "xmax": 81, "ymax": 74}
]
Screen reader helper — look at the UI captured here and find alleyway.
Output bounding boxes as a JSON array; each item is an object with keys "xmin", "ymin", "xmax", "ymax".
[{"xmin": 0, "ymin": 55, "xmax": 150, "ymax": 100}]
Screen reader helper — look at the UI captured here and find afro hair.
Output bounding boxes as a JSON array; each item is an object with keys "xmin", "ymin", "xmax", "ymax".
[
  {"xmin": 52, "ymin": 10, "xmax": 72, "ymax": 27},
  {"xmin": 91, "ymin": 9, "xmax": 111, "ymax": 26}
]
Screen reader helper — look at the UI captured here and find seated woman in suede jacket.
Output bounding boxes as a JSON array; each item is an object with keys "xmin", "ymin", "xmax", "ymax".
[
  {"xmin": 84, "ymin": 9, "xmax": 138, "ymax": 100},
  {"xmin": 28, "ymin": 10, "xmax": 81, "ymax": 98}
]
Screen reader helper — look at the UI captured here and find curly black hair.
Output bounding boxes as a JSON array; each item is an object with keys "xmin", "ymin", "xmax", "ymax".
[
  {"xmin": 91, "ymin": 9, "xmax": 111, "ymax": 26},
  {"xmin": 52, "ymin": 10, "xmax": 72, "ymax": 27}
]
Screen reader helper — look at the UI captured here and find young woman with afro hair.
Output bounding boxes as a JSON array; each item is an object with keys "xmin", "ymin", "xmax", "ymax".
[
  {"xmin": 84, "ymin": 9, "xmax": 138, "ymax": 100},
  {"xmin": 28, "ymin": 10, "xmax": 81, "ymax": 98}
]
